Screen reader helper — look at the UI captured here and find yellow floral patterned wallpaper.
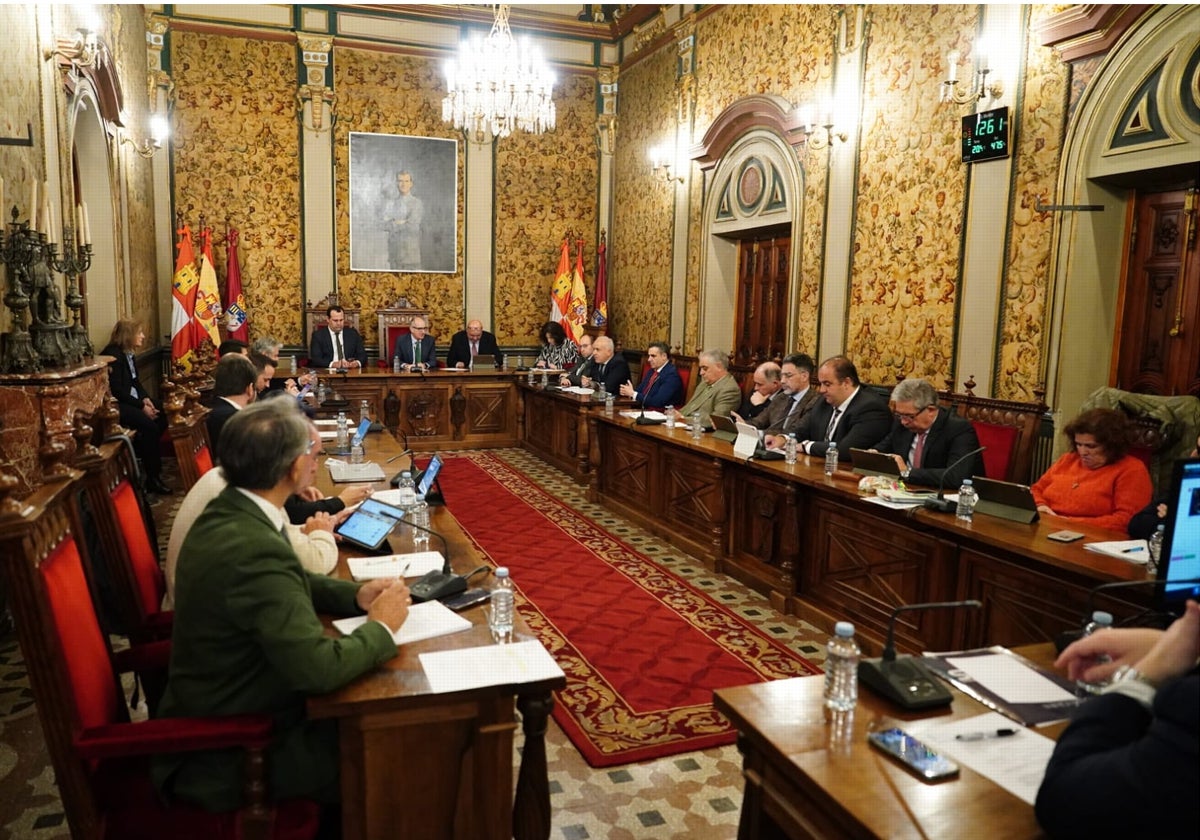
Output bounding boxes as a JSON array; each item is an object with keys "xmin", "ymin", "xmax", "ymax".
[
  {"xmin": 847, "ymin": 4, "xmax": 978, "ymax": 384},
  {"xmin": 691, "ymin": 4, "xmax": 836, "ymax": 357},
  {"xmin": 610, "ymin": 46, "xmax": 676, "ymax": 352},
  {"xmin": 333, "ymin": 48, "xmax": 464, "ymax": 346},
  {"xmin": 998, "ymin": 5, "xmax": 1069, "ymax": 401},
  {"xmin": 492, "ymin": 70, "xmax": 599, "ymax": 345},
  {"xmin": 171, "ymin": 32, "xmax": 303, "ymax": 345}
]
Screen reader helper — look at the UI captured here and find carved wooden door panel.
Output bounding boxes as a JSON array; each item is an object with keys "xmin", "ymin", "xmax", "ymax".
[
  {"xmin": 734, "ymin": 236, "xmax": 790, "ymax": 366},
  {"xmin": 1117, "ymin": 187, "xmax": 1200, "ymax": 396}
]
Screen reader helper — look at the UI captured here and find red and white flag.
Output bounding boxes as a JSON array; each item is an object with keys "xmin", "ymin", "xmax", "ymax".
[
  {"xmin": 224, "ymin": 226, "xmax": 248, "ymax": 341},
  {"xmin": 566, "ymin": 237, "xmax": 589, "ymax": 342},
  {"xmin": 548, "ymin": 236, "xmax": 571, "ymax": 335},
  {"xmin": 194, "ymin": 226, "xmax": 223, "ymax": 348},
  {"xmin": 170, "ymin": 225, "xmax": 199, "ymax": 371}
]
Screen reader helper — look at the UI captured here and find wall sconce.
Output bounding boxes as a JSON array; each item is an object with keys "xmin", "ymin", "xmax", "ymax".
[
  {"xmin": 797, "ymin": 106, "xmax": 847, "ymax": 151},
  {"xmin": 940, "ymin": 45, "xmax": 1003, "ymax": 106},
  {"xmin": 121, "ymin": 115, "xmax": 169, "ymax": 158},
  {"xmin": 44, "ymin": 27, "xmax": 101, "ymax": 70},
  {"xmin": 649, "ymin": 146, "xmax": 683, "ymax": 184}
]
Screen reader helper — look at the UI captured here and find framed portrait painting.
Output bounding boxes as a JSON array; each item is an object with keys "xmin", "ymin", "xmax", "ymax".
[{"xmin": 348, "ymin": 132, "xmax": 457, "ymax": 273}]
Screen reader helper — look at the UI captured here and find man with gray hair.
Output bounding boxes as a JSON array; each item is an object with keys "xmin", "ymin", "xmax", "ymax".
[
  {"xmin": 154, "ymin": 398, "xmax": 410, "ymax": 813},
  {"xmin": 870, "ymin": 377, "xmax": 983, "ymax": 486},
  {"xmin": 672, "ymin": 349, "xmax": 742, "ymax": 429},
  {"xmin": 586, "ymin": 335, "xmax": 631, "ymax": 395}
]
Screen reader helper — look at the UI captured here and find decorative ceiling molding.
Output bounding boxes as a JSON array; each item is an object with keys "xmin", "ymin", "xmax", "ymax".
[{"xmin": 1035, "ymin": 4, "xmax": 1149, "ymax": 62}]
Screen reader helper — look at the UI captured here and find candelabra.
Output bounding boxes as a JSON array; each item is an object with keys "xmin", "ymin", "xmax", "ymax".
[
  {"xmin": 49, "ymin": 226, "xmax": 94, "ymax": 359},
  {"xmin": 0, "ymin": 207, "xmax": 43, "ymax": 373}
]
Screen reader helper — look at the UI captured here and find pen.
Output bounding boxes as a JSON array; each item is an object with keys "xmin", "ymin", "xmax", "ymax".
[
  {"xmin": 1122, "ymin": 547, "xmax": 1144, "ymax": 553},
  {"xmin": 955, "ymin": 728, "xmax": 1017, "ymax": 741},
  {"xmin": 400, "ymin": 562, "xmax": 410, "ymax": 577}
]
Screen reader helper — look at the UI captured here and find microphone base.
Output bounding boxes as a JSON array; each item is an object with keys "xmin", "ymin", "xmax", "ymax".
[
  {"xmin": 923, "ymin": 497, "xmax": 957, "ymax": 514},
  {"xmin": 858, "ymin": 656, "xmax": 954, "ymax": 710},
  {"xmin": 635, "ymin": 416, "xmax": 665, "ymax": 425}
]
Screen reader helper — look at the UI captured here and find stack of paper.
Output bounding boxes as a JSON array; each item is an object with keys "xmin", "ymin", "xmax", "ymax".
[
  {"xmin": 347, "ymin": 552, "xmax": 446, "ymax": 581},
  {"xmin": 419, "ymin": 640, "xmax": 565, "ymax": 693},
  {"xmin": 333, "ymin": 600, "xmax": 471, "ymax": 645},
  {"xmin": 1083, "ymin": 540, "xmax": 1149, "ymax": 562}
]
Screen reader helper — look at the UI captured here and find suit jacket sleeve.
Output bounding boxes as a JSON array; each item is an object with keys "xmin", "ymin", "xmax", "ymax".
[
  {"xmin": 101, "ymin": 345, "xmax": 146, "ymax": 408},
  {"xmin": 1035, "ymin": 671, "xmax": 1199, "ymax": 839},
  {"xmin": 804, "ymin": 392, "xmax": 892, "ymax": 460},
  {"xmin": 598, "ymin": 358, "xmax": 631, "ymax": 394},
  {"xmin": 1127, "ymin": 498, "xmax": 1166, "ymax": 540},
  {"xmin": 446, "ymin": 332, "xmax": 469, "ymax": 368},
  {"xmin": 907, "ymin": 415, "xmax": 982, "ymax": 487},
  {"xmin": 285, "ymin": 493, "xmax": 346, "ymax": 525},
  {"xmin": 567, "ymin": 357, "xmax": 595, "ymax": 386},
  {"xmin": 309, "ymin": 330, "xmax": 333, "ymax": 368},
  {"xmin": 348, "ymin": 328, "xmax": 368, "ymax": 367}
]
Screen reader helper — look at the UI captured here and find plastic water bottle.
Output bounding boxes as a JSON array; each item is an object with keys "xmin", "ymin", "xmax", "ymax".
[
  {"xmin": 317, "ymin": 379, "xmax": 327, "ymax": 404},
  {"xmin": 1076, "ymin": 611, "xmax": 1114, "ymax": 694},
  {"xmin": 597, "ymin": 382, "xmax": 607, "ymax": 402},
  {"xmin": 824, "ymin": 440, "xmax": 838, "ymax": 474},
  {"xmin": 396, "ymin": 470, "xmax": 417, "ymax": 512},
  {"xmin": 526, "ymin": 368, "xmax": 535, "ymax": 385},
  {"xmin": 784, "ymin": 434, "xmax": 798, "ymax": 465},
  {"xmin": 490, "ymin": 567, "xmax": 514, "ymax": 644},
  {"xmin": 290, "ymin": 355, "xmax": 297, "ymax": 373},
  {"xmin": 540, "ymin": 368, "xmax": 549, "ymax": 387},
  {"xmin": 956, "ymin": 478, "xmax": 978, "ymax": 522},
  {"xmin": 665, "ymin": 405, "xmax": 676, "ymax": 429},
  {"xmin": 1147, "ymin": 524, "xmax": 1165, "ymax": 574},
  {"xmin": 410, "ymin": 495, "xmax": 430, "ymax": 550},
  {"xmin": 691, "ymin": 411, "xmax": 703, "ymax": 441},
  {"xmin": 359, "ymin": 399, "xmax": 370, "ymax": 427},
  {"xmin": 349, "ymin": 435, "xmax": 364, "ymax": 464},
  {"xmin": 824, "ymin": 621, "xmax": 860, "ymax": 712},
  {"xmin": 392, "ymin": 355, "xmax": 400, "ymax": 374},
  {"xmin": 335, "ymin": 411, "xmax": 349, "ymax": 451}
]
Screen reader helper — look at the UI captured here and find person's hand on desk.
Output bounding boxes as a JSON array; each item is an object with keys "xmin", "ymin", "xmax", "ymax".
[
  {"xmin": 338, "ymin": 485, "xmax": 373, "ymax": 508},
  {"xmin": 1038, "ymin": 504, "xmax": 1058, "ymax": 516},
  {"xmin": 619, "ymin": 381, "xmax": 636, "ymax": 399},
  {"xmin": 1131, "ymin": 599, "xmax": 1200, "ymax": 687},
  {"xmin": 763, "ymin": 434, "xmax": 785, "ymax": 451},
  {"xmin": 301, "ymin": 511, "xmax": 335, "ymax": 535},
  {"xmin": 297, "ymin": 485, "xmax": 324, "ymax": 502},
  {"xmin": 359, "ymin": 578, "xmax": 412, "ymax": 634}
]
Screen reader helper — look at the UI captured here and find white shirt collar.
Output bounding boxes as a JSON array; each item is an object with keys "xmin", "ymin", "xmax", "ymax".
[{"xmin": 235, "ymin": 487, "xmax": 287, "ymax": 533}]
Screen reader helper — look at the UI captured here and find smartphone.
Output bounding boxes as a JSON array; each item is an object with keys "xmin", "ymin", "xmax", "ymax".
[
  {"xmin": 867, "ymin": 728, "xmax": 959, "ymax": 781},
  {"xmin": 441, "ymin": 588, "xmax": 490, "ymax": 611},
  {"xmin": 1047, "ymin": 530, "xmax": 1085, "ymax": 543}
]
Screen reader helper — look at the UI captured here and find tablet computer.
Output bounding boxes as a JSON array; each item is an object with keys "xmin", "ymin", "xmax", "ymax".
[
  {"xmin": 327, "ymin": 416, "xmax": 372, "ymax": 455},
  {"xmin": 850, "ymin": 448, "xmax": 902, "ymax": 477},
  {"xmin": 334, "ymin": 498, "xmax": 405, "ymax": 551},
  {"xmin": 971, "ymin": 475, "xmax": 1039, "ymax": 524},
  {"xmin": 1157, "ymin": 457, "xmax": 1200, "ymax": 615},
  {"xmin": 473, "ymin": 354, "xmax": 496, "ymax": 368},
  {"xmin": 416, "ymin": 453, "xmax": 443, "ymax": 497},
  {"xmin": 710, "ymin": 414, "xmax": 738, "ymax": 443}
]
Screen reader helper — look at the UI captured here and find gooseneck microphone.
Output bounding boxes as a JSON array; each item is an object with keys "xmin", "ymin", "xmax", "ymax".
[
  {"xmin": 402, "ymin": 516, "xmax": 451, "ymax": 571},
  {"xmin": 857, "ymin": 599, "xmax": 982, "ymax": 710},
  {"xmin": 922, "ymin": 445, "xmax": 987, "ymax": 513}
]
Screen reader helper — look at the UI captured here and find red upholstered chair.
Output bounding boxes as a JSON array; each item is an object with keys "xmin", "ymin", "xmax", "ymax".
[
  {"xmin": 77, "ymin": 438, "xmax": 172, "ymax": 643},
  {"xmin": 0, "ymin": 470, "xmax": 319, "ymax": 840},
  {"xmin": 676, "ymin": 357, "xmax": 696, "ymax": 403},
  {"xmin": 163, "ymin": 381, "xmax": 213, "ymax": 493},
  {"xmin": 938, "ymin": 385, "xmax": 1047, "ymax": 483},
  {"xmin": 971, "ymin": 421, "xmax": 1020, "ymax": 482}
]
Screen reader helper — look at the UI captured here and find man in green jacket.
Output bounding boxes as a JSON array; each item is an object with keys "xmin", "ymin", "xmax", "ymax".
[
  {"xmin": 153, "ymin": 398, "xmax": 410, "ymax": 812},
  {"xmin": 672, "ymin": 348, "xmax": 743, "ymax": 429}
]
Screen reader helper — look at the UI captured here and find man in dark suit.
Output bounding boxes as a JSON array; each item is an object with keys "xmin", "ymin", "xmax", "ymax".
[
  {"xmin": 447, "ymin": 319, "xmax": 503, "ymax": 369},
  {"xmin": 793, "ymin": 355, "xmax": 891, "ymax": 461},
  {"xmin": 760, "ymin": 353, "xmax": 821, "ymax": 445},
  {"xmin": 585, "ymin": 336, "xmax": 630, "ymax": 395},
  {"xmin": 153, "ymin": 398, "xmax": 411, "ymax": 813},
  {"xmin": 561, "ymin": 333, "xmax": 596, "ymax": 386},
  {"xmin": 393, "ymin": 316, "xmax": 436, "ymax": 371},
  {"xmin": 206, "ymin": 354, "xmax": 257, "ymax": 456},
  {"xmin": 870, "ymin": 378, "xmax": 983, "ymax": 487},
  {"xmin": 309, "ymin": 305, "xmax": 366, "ymax": 369},
  {"xmin": 620, "ymin": 341, "xmax": 685, "ymax": 409},
  {"xmin": 737, "ymin": 361, "xmax": 783, "ymax": 421}
]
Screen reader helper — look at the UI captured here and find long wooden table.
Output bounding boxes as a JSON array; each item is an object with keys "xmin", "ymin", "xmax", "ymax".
[
  {"xmin": 306, "ymin": 432, "xmax": 565, "ymax": 840},
  {"xmin": 713, "ymin": 644, "xmax": 1063, "ymax": 839},
  {"xmin": 311, "ymin": 368, "xmax": 519, "ymax": 451},
  {"xmin": 517, "ymin": 381, "xmax": 633, "ymax": 483},
  {"xmin": 586, "ymin": 414, "xmax": 1152, "ymax": 655}
]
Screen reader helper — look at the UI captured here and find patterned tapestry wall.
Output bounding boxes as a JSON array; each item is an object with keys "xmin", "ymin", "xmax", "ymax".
[
  {"xmin": 333, "ymin": 48, "xmax": 464, "ymax": 345},
  {"xmin": 610, "ymin": 45, "xmax": 676, "ymax": 352},
  {"xmin": 690, "ymin": 4, "xmax": 837, "ymax": 357},
  {"xmin": 492, "ymin": 70, "xmax": 599, "ymax": 346},
  {"xmin": 847, "ymin": 4, "xmax": 978, "ymax": 385},
  {"xmin": 998, "ymin": 5, "xmax": 1070, "ymax": 402},
  {"xmin": 170, "ymin": 32, "xmax": 303, "ymax": 346}
]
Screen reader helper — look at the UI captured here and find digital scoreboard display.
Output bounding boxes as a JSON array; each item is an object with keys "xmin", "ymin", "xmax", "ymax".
[{"xmin": 961, "ymin": 106, "xmax": 1010, "ymax": 163}]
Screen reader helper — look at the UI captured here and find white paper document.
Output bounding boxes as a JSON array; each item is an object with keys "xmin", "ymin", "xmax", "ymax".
[
  {"xmin": 907, "ymin": 711, "xmax": 1055, "ymax": 805},
  {"xmin": 318, "ymin": 430, "xmax": 338, "ymax": 440},
  {"xmin": 561, "ymin": 386, "xmax": 595, "ymax": 395},
  {"xmin": 944, "ymin": 652, "xmax": 1077, "ymax": 705},
  {"xmin": 620, "ymin": 409, "xmax": 668, "ymax": 421},
  {"xmin": 313, "ymin": 419, "xmax": 338, "ymax": 427},
  {"xmin": 419, "ymin": 640, "xmax": 565, "ymax": 694},
  {"xmin": 1083, "ymin": 539, "xmax": 1149, "ymax": 563},
  {"xmin": 368, "ymin": 488, "xmax": 405, "ymax": 506},
  {"xmin": 333, "ymin": 600, "xmax": 471, "ymax": 646},
  {"xmin": 347, "ymin": 551, "xmax": 446, "ymax": 581}
]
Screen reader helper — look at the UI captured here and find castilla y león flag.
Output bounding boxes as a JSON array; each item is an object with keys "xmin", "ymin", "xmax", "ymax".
[
  {"xmin": 224, "ymin": 227, "xmax": 248, "ymax": 342},
  {"xmin": 170, "ymin": 225, "xmax": 200, "ymax": 371}
]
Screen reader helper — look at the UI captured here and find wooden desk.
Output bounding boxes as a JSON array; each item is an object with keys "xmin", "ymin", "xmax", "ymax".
[
  {"xmin": 307, "ymin": 432, "xmax": 565, "ymax": 840},
  {"xmin": 312, "ymin": 368, "xmax": 518, "ymax": 451},
  {"xmin": 714, "ymin": 645, "xmax": 1062, "ymax": 840},
  {"xmin": 587, "ymin": 415, "xmax": 1151, "ymax": 653},
  {"xmin": 517, "ymin": 382, "xmax": 630, "ymax": 483}
]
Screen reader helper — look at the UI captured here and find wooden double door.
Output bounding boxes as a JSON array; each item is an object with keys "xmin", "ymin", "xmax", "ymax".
[{"xmin": 1117, "ymin": 186, "xmax": 1200, "ymax": 396}]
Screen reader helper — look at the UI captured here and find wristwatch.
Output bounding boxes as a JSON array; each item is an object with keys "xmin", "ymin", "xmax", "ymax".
[
  {"xmin": 1110, "ymin": 664, "xmax": 1156, "ymax": 688},
  {"xmin": 900, "ymin": 468, "xmax": 911, "ymax": 481}
]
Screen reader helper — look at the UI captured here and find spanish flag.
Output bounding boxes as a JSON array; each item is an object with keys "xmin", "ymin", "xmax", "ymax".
[
  {"xmin": 548, "ymin": 236, "xmax": 571, "ymax": 335},
  {"xmin": 170, "ymin": 225, "xmax": 199, "ymax": 372},
  {"xmin": 566, "ymin": 237, "xmax": 589, "ymax": 342},
  {"xmin": 194, "ymin": 226, "xmax": 223, "ymax": 348}
]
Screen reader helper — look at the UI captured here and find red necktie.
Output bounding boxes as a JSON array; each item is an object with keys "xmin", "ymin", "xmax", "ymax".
[
  {"xmin": 912, "ymin": 432, "xmax": 926, "ymax": 468},
  {"xmin": 643, "ymin": 369, "xmax": 659, "ymax": 398}
]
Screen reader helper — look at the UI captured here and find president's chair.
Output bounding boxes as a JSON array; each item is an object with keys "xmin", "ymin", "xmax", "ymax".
[{"xmin": 0, "ymin": 469, "xmax": 319, "ymax": 840}]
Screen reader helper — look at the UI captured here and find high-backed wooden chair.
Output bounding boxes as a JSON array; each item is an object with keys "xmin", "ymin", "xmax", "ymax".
[
  {"xmin": 0, "ymin": 469, "xmax": 319, "ymax": 840},
  {"xmin": 163, "ymin": 380, "xmax": 213, "ymax": 492},
  {"xmin": 376, "ymin": 301, "xmax": 430, "ymax": 363},
  {"xmin": 938, "ymin": 380, "xmax": 1048, "ymax": 484},
  {"xmin": 77, "ymin": 437, "xmax": 172, "ymax": 643}
]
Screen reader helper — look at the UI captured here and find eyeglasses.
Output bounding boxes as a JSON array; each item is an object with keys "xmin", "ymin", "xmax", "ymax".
[
  {"xmin": 894, "ymin": 406, "xmax": 933, "ymax": 421},
  {"xmin": 411, "ymin": 325, "xmax": 427, "ymax": 332}
]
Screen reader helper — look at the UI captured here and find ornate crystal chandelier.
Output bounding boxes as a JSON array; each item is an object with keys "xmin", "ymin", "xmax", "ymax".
[{"xmin": 442, "ymin": 4, "xmax": 556, "ymax": 142}]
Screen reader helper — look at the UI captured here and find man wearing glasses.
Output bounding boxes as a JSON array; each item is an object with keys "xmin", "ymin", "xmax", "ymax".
[
  {"xmin": 759, "ymin": 353, "xmax": 821, "ymax": 446},
  {"xmin": 393, "ymin": 317, "xmax": 436, "ymax": 372},
  {"xmin": 869, "ymin": 378, "xmax": 983, "ymax": 486}
]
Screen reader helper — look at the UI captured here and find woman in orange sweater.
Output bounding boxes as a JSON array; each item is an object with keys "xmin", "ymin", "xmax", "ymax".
[{"xmin": 1032, "ymin": 408, "xmax": 1153, "ymax": 531}]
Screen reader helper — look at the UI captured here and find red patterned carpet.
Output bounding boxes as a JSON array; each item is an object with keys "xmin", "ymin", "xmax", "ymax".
[{"xmin": 437, "ymin": 452, "xmax": 821, "ymax": 767}]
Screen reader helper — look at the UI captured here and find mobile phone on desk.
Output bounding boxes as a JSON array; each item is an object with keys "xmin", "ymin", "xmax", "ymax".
[
  {"xmin": 441, "ymin": 588, "xmax": 490, "ymax": 611},
  {"xmin": 1047, "ymin": 530, "xmax": 1085, "ymax": 542},
  {"xmin": 867, "ymin": 728, "xmax": 959, "ymax": 781}
]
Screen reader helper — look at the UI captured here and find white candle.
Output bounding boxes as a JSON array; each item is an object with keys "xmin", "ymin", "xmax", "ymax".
[
  {"xmin": 30, "ymin": 180, "xmax": 38, "ymax": 228},
  {"xmin": 47, "ymin": 201, "xmax": 57, "ymax": 244},
  {"xmin": 81, "ymin": 200, "xmax": 91, "ymax": 244},
  {"xmin": 76, "ymin": 206, "xmax": 84, "ymax": 245},
  {"xmin": 946, "ymin": 50, "xmax": 959, "ymax": 83},
  {"xmin": 41, "ymin": 198, "xmax": 52, "ymax": 241}
]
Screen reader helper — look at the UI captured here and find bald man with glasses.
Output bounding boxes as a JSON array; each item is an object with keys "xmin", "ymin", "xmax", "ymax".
[{"xmin": 393, "ymin": 317, "xmax": 436, "ymax": 372}]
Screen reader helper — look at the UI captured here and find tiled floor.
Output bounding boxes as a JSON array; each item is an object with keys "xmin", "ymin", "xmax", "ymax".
[{"xmin": 0, "ymin": 449, "xmax": 830, "ymax": 839}]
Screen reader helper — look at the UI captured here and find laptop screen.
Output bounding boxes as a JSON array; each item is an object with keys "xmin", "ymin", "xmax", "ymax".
[
  {"xmin": 1158, "ymin": 458, "xmax": 1200, "ymax": 614},
  {"xmin": 417, "ymin": 454, "xmax": 443, "ymax": 497},
  {"xmin": 352, "ymin": 416, "xmax": 371, "ymax": 442}
]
